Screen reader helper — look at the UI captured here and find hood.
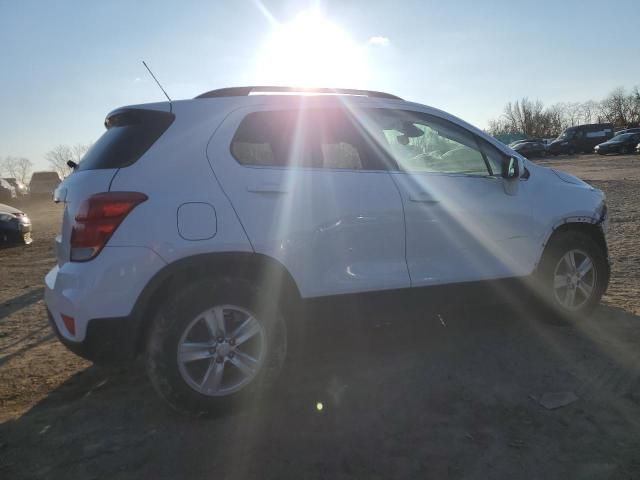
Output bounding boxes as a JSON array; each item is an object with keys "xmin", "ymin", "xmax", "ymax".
[
  {"xmin": 0, "ymin": 203, "xmax": 23, "ymax": 214},
  {"xmin": 550, "ymin": 169, "xmax": 593, "ymax": 188}
]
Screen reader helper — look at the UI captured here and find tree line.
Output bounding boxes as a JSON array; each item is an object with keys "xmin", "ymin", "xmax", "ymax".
[
  {"xmin": 1, "ymin": 143, "xmax": 91, "ymax": 184},
  {"xmin": 488, "ymin": 86, "xmax": 640, "ymax": 138}
]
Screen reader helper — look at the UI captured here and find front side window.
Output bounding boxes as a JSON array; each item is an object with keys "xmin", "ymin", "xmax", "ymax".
[
  {"xmin": 231, "ymin": 109, "xmax": 372, "ymax": 170},
  {"xmin": 363, "ymin": 110, "xmax": 493, "ymax": 176},
  {"xmin": 559, "ymin": 129, "xmax": 575, "ymax": 140}
]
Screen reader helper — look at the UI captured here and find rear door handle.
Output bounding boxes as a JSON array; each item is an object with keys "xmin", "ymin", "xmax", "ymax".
[
  {"xmin": 247, "ymin": 183, "xmax": 289, "ymax": 194},
  {"xmin": 408, "ymin": 193, "xmax": 439, "ymax": 204}
]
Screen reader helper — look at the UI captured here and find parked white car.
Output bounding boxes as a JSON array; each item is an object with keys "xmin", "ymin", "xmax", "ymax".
[{"xmin": 45, "ymin": 86, "xmax": 610, "ymax": 413}]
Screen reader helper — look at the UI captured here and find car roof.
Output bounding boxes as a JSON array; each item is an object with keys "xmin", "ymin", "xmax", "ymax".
[{"xmin": 194, "ymin": 86, "xmax": 403, "ymax": 101}]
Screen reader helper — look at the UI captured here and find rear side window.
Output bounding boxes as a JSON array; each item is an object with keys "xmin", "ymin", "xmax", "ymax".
[
  {"xmin": 231, "ymin": 109, "xmax": 374, "ymax": 169},
  {"xmin": 78, "ymin": 109, "xmax": 174, "ymax": 171},
  {"xmin": 586, "ymin": 130, "xmax": 607, "ymax": 138}
]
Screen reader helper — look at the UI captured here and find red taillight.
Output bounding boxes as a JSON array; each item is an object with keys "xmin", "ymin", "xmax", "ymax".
[{"xmin": 70, "ymin": 192, "xmax": 147, "ymax": 261}]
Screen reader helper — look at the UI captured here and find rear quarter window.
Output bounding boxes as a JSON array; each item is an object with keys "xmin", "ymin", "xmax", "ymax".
[{"xmin": 78, "ymin": 108, "xmax": 174, "ymax": 171}]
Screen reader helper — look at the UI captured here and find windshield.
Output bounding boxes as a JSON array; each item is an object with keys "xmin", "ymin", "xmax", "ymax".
[
  {"xmin": 611, "ymin": 133, "xmax": 634, "ymax": 141},
  {"xmin": 558, "ymin": 129, "xmax": 575, "ymax": 140}
]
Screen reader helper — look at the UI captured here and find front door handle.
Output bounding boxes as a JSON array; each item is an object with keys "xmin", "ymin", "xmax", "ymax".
[
  {"xmin": 247, "ymin": 183, "xmax": 289, "ymax": 194},
  {"xmin": 408, "ymin": 193, "xmax": 439, "ymax": 204}
]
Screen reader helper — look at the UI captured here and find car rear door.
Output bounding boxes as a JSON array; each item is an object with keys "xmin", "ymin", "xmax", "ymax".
[{"xmin": 207, "ymin": 104, "xmax": 410, "ymax": 297}]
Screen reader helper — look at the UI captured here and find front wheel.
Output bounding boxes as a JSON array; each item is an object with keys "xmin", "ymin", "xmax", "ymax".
[
  {"xmin": 146, "ymin": 277, "xmax": 287, "ymax": 415},
  {"xmin": 537, "ymin": 230, "xmax": 609, "ymax": 318}
]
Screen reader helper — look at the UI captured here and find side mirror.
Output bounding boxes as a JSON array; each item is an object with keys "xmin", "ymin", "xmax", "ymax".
[{"xmin": 502, "ymin": 156, "xmax": 520, "ymax": 179}]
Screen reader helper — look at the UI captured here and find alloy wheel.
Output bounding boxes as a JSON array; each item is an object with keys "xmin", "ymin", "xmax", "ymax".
[
  {"xmin": 552, "ymin": 249, "xmax": 597, "ymax": 311},
  {"xmin": 177, "ymin": 305, "xmax": 266, "ymax": 396}
]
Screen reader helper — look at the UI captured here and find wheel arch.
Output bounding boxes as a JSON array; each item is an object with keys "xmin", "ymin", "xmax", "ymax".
[
  {"xmin": 131, "ymin": 252, "xmax": 302, "ymax": 356},
  {"xmin": 538, "ymin": 219, "xmax": 609, "ymax": 270}
]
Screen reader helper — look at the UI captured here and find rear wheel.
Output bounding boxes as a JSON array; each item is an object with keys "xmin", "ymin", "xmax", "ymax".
[
  {"xmin": 620, "ymin": 146, "xmax": 629, "ymax": 155},
  {"xmin": 146, "ymin": 277, "xmax": 287, "ymax": 415},
  {"xmin": 537, "ymin": 230, "xmax": 608, "ymax": 318}
]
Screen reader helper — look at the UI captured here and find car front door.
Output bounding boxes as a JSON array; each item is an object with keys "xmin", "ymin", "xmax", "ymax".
[
  {"xmin": 363, "ymin": 109, "xmax": 539, "ymax": 286},
  {"xmin": 208, "ymin": 104, "xmax": 410, "ymax": 297}
]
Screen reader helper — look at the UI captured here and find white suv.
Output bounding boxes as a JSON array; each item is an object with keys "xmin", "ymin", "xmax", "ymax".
[{"xmin": 45, "ymin": 86, "xmax": 609, "ymax": 413}]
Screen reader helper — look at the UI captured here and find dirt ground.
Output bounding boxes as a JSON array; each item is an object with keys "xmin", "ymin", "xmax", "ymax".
[{"xmin": 1, "ymin": 154, "xmax": 640, "ymax": 479}]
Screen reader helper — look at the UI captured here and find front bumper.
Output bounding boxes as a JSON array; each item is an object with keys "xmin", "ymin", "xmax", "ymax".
[
  {"xmin": 547, "ymin": 144, "xmax": 567, "ymax": 154},
  {"xmin": 0, "ymin": 218, "xmax": 31, "ymax": 244},
  {"xmin": 45, "ymin": 245, "xmax": 167, "ymax": 362},
  {"xmin": 595, "ymin": 146, "xmax": 616, "ymax": 154}
]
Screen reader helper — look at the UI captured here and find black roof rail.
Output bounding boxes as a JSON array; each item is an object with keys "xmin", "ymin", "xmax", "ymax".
[{"xmin": 194, "ymin": 86, "xmax": 403, "ymax": 101}]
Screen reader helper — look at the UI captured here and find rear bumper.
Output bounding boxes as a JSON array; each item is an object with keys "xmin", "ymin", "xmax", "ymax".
[
  {"xmin": 45, "ymin": 245, "xmax": 167, "ymax": 361},
  {"xmin": 47, "ymin": 309, "xmax": 134, "ymax": 363}
]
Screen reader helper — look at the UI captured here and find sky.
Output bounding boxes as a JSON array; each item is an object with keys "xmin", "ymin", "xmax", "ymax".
[{"xmin": 1, "ymin": 0, "xmax": 639, "ymax": 170}]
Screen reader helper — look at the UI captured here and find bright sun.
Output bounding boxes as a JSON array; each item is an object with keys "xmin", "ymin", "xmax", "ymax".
[{"xmin": 256, "ymin": 10, "xmax": 368, "ymax": 88}]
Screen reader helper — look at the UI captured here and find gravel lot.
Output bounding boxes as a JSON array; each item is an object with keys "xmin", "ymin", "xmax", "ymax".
[{"xmin": 1, "ymin": 154, "xmax": 639, "ymax": 479}]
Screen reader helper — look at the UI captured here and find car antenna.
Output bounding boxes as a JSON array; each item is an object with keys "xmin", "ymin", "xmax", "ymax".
[{"xmin": 142, "ymin": 60, "xmax": 172, "ymax": 111}]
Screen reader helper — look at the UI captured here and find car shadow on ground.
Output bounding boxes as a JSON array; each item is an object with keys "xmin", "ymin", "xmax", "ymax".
[
  {"xmin": 1, "ymin": 301, "xmax": 640, "ymax": 479},
  {"xmin": 0, "ymin": 288, "xmax": 44, "ymax": 322}
]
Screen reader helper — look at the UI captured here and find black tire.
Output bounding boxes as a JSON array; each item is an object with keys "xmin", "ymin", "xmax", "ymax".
[
  {"xmin": 568, "ymin": 147, "xmax": 576, "ymax": 156},
  {"xmin": 620, "ymin": 146, "xmax": 629, "ymax": 155},
  {"xmin": 146, "ymin": 277, "xmax": 287, "ymax": 415},
  {"xmin": 536, "ymin": 230, "xmax": 609, "ymax": 319}
]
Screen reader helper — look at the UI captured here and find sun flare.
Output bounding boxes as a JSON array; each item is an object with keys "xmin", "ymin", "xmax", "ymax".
[{"xmin": 256, "ymin": 10, "xmax": 368, "ymax": 88}]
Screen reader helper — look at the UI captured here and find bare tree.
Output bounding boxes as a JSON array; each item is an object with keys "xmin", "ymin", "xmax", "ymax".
[
  {"xmin": 46, "ymin": 143, "xmax": 91, "ymax": 178},
  {"xmin": 629, "ymin": 86, "xmax": 640, "ymax": 125},
  {"xmin": 46, "ymin": 145, "xmax": 74, "ymax": 178},
  {"xmin": 72, "ymin": 143, "xmax": 91, "ymax": 164},
  {"xmin": 487, "ymin": 85, "xmax": 640, "ymax": 140},
  {"xmin": 580, "ymin": 100, "xmax": 599, "ymax": 125},
  {"xmin": 2, "ymin": 156, "xmax": 34, "ymax": 184},
  {"xmin": 491, "ymin": 98, "xmax": 559, "ymax": 138},
  {"xmin": 486, "ymin": 118, "xmax": 513, "ymax": 136},
  {"xmin": 598, "ymin": 87, "xmax": 638, "ymax": 127}
]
